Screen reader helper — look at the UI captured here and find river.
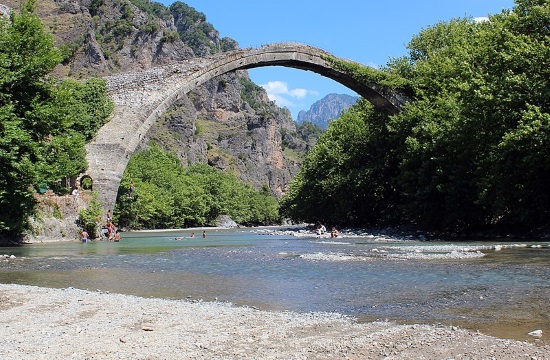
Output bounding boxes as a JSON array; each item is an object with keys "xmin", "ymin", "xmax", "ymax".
[{"xmin": 1, "ymin": 227, "xmax": 548, "ymax": 343}]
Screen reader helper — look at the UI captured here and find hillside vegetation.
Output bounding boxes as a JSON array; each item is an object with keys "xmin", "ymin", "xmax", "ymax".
[{"xmin": 115, "ymin": 143, "xmax": 279, "ymax": 229}]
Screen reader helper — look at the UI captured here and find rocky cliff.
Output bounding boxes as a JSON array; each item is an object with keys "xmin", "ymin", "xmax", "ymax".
[
  {"xmin": 143, "ymin": 71, "xmax": 302, "ymax": 198},
  {"xmin": 297, "ymin": 93, "xmax": 358, "ymax": 129}
]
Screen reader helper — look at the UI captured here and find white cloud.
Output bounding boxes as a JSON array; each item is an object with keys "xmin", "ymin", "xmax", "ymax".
[
  {"xmin": 368, "ymin": 61, "xmax": 380, "ymax": 69},
  {"xmin": 260, "ymin": 81, "xmax": 313, "ymax": 107},
  {"xmin": 289, "ymin": 88, "xmax": 308, "ymax": 99},
  {"xmin": 262, "ymin": 81, "xmax": 290, "ymax": 96},
  {"xmin": 268, "ymin": 93, "xmax": 295, "ymax": 107}
]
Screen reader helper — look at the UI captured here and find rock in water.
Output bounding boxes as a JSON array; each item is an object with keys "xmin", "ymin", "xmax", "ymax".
[{"xmin": 528, "ymin": 329, "xmax": 542, "ymax": 337}]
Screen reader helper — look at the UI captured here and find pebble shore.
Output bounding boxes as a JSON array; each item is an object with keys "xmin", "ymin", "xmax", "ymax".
[{"xmin": 1, "ymin": 284, "xmax": 548, "ymax": 359}]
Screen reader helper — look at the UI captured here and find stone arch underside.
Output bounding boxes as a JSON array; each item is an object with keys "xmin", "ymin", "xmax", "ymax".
[{"xmin": 86, "ymin": 43, "xmax": 409, "ymax": 212}]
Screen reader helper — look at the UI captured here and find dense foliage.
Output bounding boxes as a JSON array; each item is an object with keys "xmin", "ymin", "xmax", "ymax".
[
  {"xmin": 0, "ymin": 1, "xmax": 113, "ymax": 237},
  {"xmin": 114, "ymin": 143, "xmax": 280, "ymax": 229},
  {"xmin": 282, "ymin": 0, "xmax": 550, "ymax": 234},
  {"xmin": 296, "ymin": 121, "xmax": 324, "ymax": 142},
  {"xmin": 169, "ymin": 1, "xmax": 238, "ymax": 56},
  {"xmin": 280, "ymin": 99, "xmax": 403, "ymax": 226}
]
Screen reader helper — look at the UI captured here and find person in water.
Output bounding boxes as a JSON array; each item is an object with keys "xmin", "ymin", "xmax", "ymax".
[
  {"xmin": 106, "ymin": 221, "xmax": 114, "ymax": 240},
  {"xmin": 202, "ymin": 230, "xmax": 206, "ymax": 238},
  {"xmin": 81, "ymin": 230, "xmax": 89, "ymax": 243}
]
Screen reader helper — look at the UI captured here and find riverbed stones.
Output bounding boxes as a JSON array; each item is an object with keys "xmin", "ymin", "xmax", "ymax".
[{"xmin": 0, "ymin": 284, "xmax": 548, "ymax": 358}]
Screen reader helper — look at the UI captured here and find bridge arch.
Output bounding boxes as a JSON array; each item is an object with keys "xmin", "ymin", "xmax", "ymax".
[{"xmin": 86, "ymin": 43, "xmax": 409, "ymax": 212}]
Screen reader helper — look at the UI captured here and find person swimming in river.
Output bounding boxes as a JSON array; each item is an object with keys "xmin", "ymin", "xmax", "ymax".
[
  {"xmin": 81, "ymin": 230, "xmax": 89, "ymax": 243},
  {"xmin": 331, "ymin": 227, "xmax": 339, "ymax": 238}
]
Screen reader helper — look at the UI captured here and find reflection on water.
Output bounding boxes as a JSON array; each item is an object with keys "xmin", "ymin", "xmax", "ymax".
[{"xmin": 1, "ymin": 227, "xmax": 549, "ymax": 343}]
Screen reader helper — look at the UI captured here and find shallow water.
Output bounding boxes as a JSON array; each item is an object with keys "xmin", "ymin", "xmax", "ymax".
[{"xmin": 1, "ymin": 227, "xmax": 549, "ymax": 343}]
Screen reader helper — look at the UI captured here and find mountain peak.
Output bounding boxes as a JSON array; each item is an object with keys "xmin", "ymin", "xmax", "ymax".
[{"xmin": 297, "ymin": 93, "xmax": 358, "ymax": 129}]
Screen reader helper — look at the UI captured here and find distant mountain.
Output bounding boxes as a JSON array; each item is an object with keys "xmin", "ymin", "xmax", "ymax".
[{"xmin": 297, "ymin": 93, "xmax": 358, "ymax": 129}]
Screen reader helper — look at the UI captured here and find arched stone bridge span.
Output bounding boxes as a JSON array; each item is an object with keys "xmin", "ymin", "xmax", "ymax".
[{"xmin": 86, "ymin": 43, "xmax": 409, "ymax": 212}]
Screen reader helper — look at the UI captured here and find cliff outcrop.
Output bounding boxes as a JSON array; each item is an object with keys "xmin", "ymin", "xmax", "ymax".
[{"xmin": 144, "ymin": 71, "xmax": 301, "ymax": 198}]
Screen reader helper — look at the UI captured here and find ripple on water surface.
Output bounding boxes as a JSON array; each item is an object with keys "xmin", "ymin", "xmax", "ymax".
[{"xmin": 1, "ymin": 229, "xmax": 549, "ymax": 343}]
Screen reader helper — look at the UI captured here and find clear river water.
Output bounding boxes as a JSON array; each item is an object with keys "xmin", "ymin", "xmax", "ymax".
[{"xmin": 1, "ymin": 227, "xmax": 549, "ymax": 343}]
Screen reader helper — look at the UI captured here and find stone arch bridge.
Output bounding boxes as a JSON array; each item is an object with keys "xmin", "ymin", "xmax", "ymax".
[{"xmin": 86, "ymin": 42, "xmax": 409, "ymax": 212}]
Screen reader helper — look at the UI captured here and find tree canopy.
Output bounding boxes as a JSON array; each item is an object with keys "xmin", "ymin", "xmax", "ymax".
[
  {"xmin": 115, "ymin": 143, "xmax": 279, "ymax": 229},
  {"xmin": 282, "ymin": 0, "xmax": 550, "ymax": 235},
  {"xmin": 0, "ymin": 0, "xmax": 113, "ymax": 237}
]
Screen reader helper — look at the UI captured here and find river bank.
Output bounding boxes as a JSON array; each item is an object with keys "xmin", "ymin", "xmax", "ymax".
[{"xmin": 1, "ymin": 284, "xmax": 548, "ymax": 359}]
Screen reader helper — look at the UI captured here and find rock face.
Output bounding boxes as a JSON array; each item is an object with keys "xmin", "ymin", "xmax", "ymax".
[
  {"xmin": 297, "ymin": 93, "xmax": 358, "ymax": 129},
  {"xmin": 143, "ymin": 71, "xmax": 301, "ymax": 198},
  {"xmin": 3, "ymin": 0, "xmax": 305, "ymax": 199},
  {"xmin": 27, "ymin": 192, "xmax": 88, "ymax": 243},
  {"xmin": 215, "ymin": 215, "xmax": 238, "ymax": 228}
]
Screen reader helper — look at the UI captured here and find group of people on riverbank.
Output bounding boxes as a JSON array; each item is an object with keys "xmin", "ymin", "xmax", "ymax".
[
  {"xmin": 103, "ymin": 210, "xmax": 121, "ymax": 242},
  {"xmin": 314, "ymin": 223, "xmax": 339, "ymax": 238},
  {"xmin": 80, "ymin": 209, "xmax": 121, "ymax": 243}
]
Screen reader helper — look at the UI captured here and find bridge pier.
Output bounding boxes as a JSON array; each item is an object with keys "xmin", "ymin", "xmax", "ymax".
[{"xmin": 85, "ymin": 143, "xmax": 130, "ymax": 213}]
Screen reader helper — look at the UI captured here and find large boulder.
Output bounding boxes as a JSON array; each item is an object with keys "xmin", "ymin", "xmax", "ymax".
[{"xmin": 215, "ymin": 215, "xmax": 238, "ymax": 228}]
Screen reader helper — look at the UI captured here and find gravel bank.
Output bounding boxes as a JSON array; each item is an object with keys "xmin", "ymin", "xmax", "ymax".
[{"xmin": 1, "ymin": 284, "xmax": 548, "ymax": 359}]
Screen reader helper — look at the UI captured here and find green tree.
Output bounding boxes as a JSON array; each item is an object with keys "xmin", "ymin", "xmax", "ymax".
[
  {"xmin": 0, "ymin": 1, "xmax": 113, "ymax": 237},
  {"xmin": 281, "ymin": 99, "xmax": 402, "ymax": 226},
  {"xmin": 115, "ymin": 143, "xmax": 280, "ymax": 229},
  {"xmin": 79, "ymin": 192, "xmax": 103, "ymax": 238},
  {"xmin": 0, "ymin": 0, "xmax": 62, "ymax": 236},
  {"xmin": 394, "ymin": 1, "xmax": 550, "ymax": 231},
  {"xmin": 283, "ymin": 0, "xmax": 550, "ymax": 234}
]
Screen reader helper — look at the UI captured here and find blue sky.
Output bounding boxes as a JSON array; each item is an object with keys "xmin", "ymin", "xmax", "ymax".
[{"xmin": 157, "ymin": 0, "xmax": 516, "ymax": 119}]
